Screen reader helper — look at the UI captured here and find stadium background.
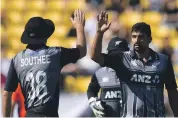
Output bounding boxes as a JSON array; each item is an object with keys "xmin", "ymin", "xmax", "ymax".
[{"xmin": 1, "ymin": 0, "xmax": 178, "ymax": 117}]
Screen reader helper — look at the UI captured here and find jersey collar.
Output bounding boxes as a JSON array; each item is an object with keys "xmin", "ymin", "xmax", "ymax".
[
  {"xmin": 130, "ymin": 48, "xmax": 159, "ymax": 61},
  {"xmin": 26, "ymin": 44, "xmax": 48, "ymax": 50}
]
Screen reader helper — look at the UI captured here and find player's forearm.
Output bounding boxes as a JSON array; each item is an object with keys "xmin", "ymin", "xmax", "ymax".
[
  {"xmin": 168, "ymin": 89, "xmax": 178, "ymax": 117},
  {"xmin": 76, "ymin": 28, "xmax": 86, "ymax": 59},
  {"xmin": 10, "ymin": 101, "xmax": 16, "ymax": 117},
  {"xmin": 90, "ymin": 31, "xmax": 104, "ymax": 65},
  {"xmin": 2, "ymin": 91, "xmax": 12, "ymax": 117},
  {"xmin": 87, "ymin": 91, "xmax": 98, "ymax": 100},
  {"xmin": 87, "ymin": 85, "xmax": 100, "ymax": 99}
]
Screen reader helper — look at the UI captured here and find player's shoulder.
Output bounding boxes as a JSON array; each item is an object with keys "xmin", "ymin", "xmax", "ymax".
[
  {"xmin": 12, "ymin": 50, "xmax": 24, "ymax": 60},
  {"xmin": 49, "ymin": 46, "xmax": 77, "ymax": 51},
  {"xmin": 95, "ymin": 67, "xmax": 116, "ymax": 77},
  {"xmin": 155, "ymin": 52, "xmax": 171, "ymax": 68},
  {"xmin": 122, "ymin": 50, "xmax": 132, "ymax": 58},
  {"xmin": 47, "ymin": 46, "xmax": 62, "ymax": 51},
  {"xmin": 156, "ymin": 52, "xmax": 169, "ymax": 61}
]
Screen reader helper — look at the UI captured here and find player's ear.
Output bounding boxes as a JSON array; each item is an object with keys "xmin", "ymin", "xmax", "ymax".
[{"xmin": 148, "ymin": 37, "xmax": 152, "ymax": 43}]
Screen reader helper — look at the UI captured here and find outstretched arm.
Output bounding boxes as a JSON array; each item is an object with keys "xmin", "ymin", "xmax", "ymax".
[
  {"xmin": 70, "ymin": 9, "xmax": 86, "ymax": 59},
  {"xmin": 90, "ymin": 11, "xmax": 111, "ymax": 65}
]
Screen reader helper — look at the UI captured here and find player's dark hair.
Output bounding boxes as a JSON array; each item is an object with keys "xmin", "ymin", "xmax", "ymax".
[{"xmin": 131, "ymin": 22, "xmax": 151, "ymax": 37}]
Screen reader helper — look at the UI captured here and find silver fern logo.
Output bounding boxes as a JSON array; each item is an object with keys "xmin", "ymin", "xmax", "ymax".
[{"xmin": 115, "ymin": 41, "xmax": 121, "ymax": 46}]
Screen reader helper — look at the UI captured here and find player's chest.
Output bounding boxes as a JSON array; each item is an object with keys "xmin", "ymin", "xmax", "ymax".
[{"xmin": 121, "ymin": 59, "xmax": 166, "ymax": 86}]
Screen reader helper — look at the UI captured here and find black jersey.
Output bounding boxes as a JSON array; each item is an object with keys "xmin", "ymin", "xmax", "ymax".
[
  {"xmin": 102, "ymin": 49, "xmax": 177, "ymax": 117},
  {"xmin": 4, "ymin": 45, "xmax": 80, "ymax": 116}
]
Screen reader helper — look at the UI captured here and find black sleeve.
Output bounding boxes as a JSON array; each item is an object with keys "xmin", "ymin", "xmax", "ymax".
[
  {"xmin": 4, "ymin": 59, "xmax": 18, "ymax": 92},
  {"xmin": 102, "ymin": 53, "xmax": 122, "ymax": 70},
  {"xmin": 165, "ymin": 58, "xmax": 177, "ymax": 90},
  {"xmin": 87, "ymin": 74, "xmax": 100, "ymax": 99},
  {"xmin": 60, "ymin": 47, "xmax": 80, "ymax": 67}
]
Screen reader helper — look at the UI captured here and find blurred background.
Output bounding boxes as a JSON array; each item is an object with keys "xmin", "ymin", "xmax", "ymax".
[{"xmin": 1, "ymin": 0, "xmax": 178, "ymax": 117}]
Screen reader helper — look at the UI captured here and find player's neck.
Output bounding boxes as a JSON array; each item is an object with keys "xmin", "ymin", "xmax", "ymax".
[
  {"xmin": 135, "ymin": 48, "xmax": 150, "ymax": 62},
  {"xmin": 26, "ymin": 44, "xmax": 47, "ymax": 50}
]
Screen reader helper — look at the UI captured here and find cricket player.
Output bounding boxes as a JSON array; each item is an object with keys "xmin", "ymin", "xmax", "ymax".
[
  {"xmin": 2, "ymin": 9, "xmax": 86, "ymax": 117},
  {"xmin": 87, "ymin": 37, "xmax": 129, "ymax": 117},
  {"xmin": 90, "ymin": 11, "xmax": 178, "ymax": 117}
]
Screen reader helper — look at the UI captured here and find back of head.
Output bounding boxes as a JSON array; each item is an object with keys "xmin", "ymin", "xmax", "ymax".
[
  {"xmin": 131, "ymin": 22, "xmax": 151, "ymax": 37},
  {"xmin": 107, "ymin": 37, "xmax": 129, "ymax": 54},
  {"xmin": 21, "ymin": 17, "xmax": 55, "ymax": 45}
]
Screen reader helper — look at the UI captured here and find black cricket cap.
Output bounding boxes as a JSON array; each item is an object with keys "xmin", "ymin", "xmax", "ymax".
[
  {"xmin": 107, "ymin": 37, "xmax": 129, "ymax": 53},
  {"xmin": 21, "ymin": 17, "xmax": 55, "ymax": 44}
]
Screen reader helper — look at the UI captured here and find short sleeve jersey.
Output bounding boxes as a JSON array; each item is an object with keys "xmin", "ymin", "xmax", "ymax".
[
  {"xmin": 102, "ymin": 49, "xmax": 177, "ymax": 117},
  {"xmin": 4, "ymin": 46, "xmax": 80, "ymax": 113}
]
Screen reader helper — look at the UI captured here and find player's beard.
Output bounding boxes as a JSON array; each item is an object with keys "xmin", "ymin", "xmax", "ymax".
[{"xmin": 134, "ymin": 44, "xmax": 147, "ymax": 54}]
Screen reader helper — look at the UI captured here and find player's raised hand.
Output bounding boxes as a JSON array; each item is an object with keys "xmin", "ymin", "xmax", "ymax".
[
  {"xmin": 97, "ymin": 11, "xmax": 111, "ymax": 33},
  {"xmin": 70, "ymin": 9, "xmax": 85, "ymax": 29}
]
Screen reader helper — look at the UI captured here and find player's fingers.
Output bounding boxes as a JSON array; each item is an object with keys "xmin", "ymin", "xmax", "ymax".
[
  {"xmin": 106, "ymin": 21, "xmax": 112, "ymax": 28},
  {"xmin": 70, "ymin": 17, "xmax": 74, "ymax": 24},
  {"xmin": 106, "ymin": 13, "xmax": 108, "ymax": 19},
  {"xmin": 96, "ymin": 111, "xmax": 105, "ymax": 117},
  {"xmin": 103, "ymin": 11, "xmax": 106, "ymax": 17},
  {"xmin": 103, "ymin": 11, "xmax": 106, "ymax": 20},
  {"xmin": 98, "ymin": 13, "xmax": 102, "ymax": 21},
  {"xmin": 97, "ymin": 14, "xmax": 99, "ymax": 21},
  {"xmin": 93, "ymin": 105, "xmax": 104, "ymax": 111},
  {"xmin": 105, "ymin": 13, "xmax": 108, "ymax": 23},
  {"xmin": 100, "ymin": 11, "xmax": 103, "ymax": 20},
  {"xmin": 82, "ymin": 12, "xmax": 85, "ymax": 24},
  {"xmin": 96, "ymin": 114, "xmax": 103, "ymax": 118},
  {"xmin": 77, "ymin": 9, "xmax": 80, "ymax": 20},
  {"xmin": 75, "ymin": 9, "xmax": 78, "ymax": 21},
  {"xmin": 101, "ymin": 11, "xmax": 105, "ymax": 18},
  {"xmin": 103, "ymin": 11, "xmax": 107, "ymax": 22},
  {"xmin": 79, "ymin": 9, "xmax": 82, "ymax": 22},
  {"xmin": 74, "ymin": 10, "xmax": 77, "ymax": 20},
  {"xmin": 99, "ymin": 111, "xmax": 104, "ymax": 115},
  {"xmin": 83, "ymin": 12, "xmax": 85, "ymax": 21},
  {"xmin": 78, "ymin": 9, "xmax": 80, "ymax": 20}
]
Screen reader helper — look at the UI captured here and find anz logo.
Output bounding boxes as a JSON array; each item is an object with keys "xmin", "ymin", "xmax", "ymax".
[
  {"xmin": 130, "ymin": 74, "xmax": 160, "ymax": 84},
  {"xmin": 105, "ymin": 90, "xmax": 121, "ymax": 99}
]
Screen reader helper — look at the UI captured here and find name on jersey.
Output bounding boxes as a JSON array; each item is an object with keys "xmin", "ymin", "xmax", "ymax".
[
  {"xmin": 130, "ymin": 74, "xmax": 160, "ymax": 84},
  {"xmin": 21, "ymin": 55, "xmax": 50, "ymax": 67}
]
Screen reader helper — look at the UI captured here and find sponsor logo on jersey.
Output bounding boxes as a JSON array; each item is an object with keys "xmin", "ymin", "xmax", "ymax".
[
  {"xmin": 101, "ymin": 87, "xmax": 122, "ymax": 101},
  {"xmin": 102, "ymin": 77, "xmax": 109, "ymax": 82},
  {"xmin": 105, "ymin": 90, "xmax": 121, "ymax": 99},
  {"xmin": 130, "ymin": 74, "xmax": 160, "ymax": 84}
]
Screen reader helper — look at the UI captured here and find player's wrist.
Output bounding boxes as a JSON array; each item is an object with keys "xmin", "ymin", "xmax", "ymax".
[
  {"xmin": 88, "ymin": 97, "xmax": 97, "ymax": 105},
  {"xmin": 76, "ymin": 26, "xmax": 84, "ymax": 32},
  {"xmin": 97, "ymin": 26, "xmax": 105, "ymax": 34}
]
